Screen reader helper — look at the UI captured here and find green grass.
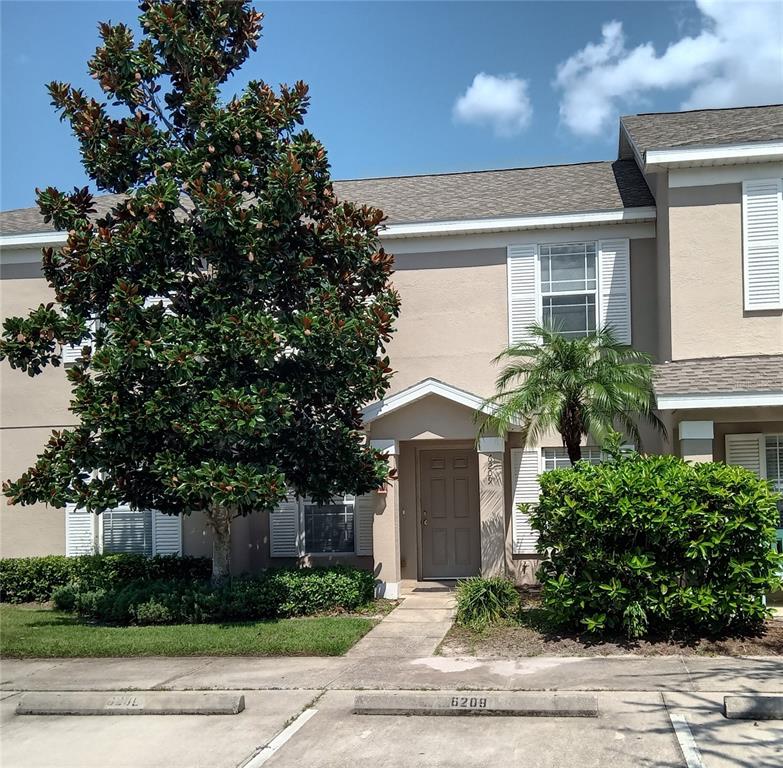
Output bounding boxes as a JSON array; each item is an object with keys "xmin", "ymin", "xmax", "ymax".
[{"xmin": 0, "ymin": 604, "xmax": 375, "ymax": 658}]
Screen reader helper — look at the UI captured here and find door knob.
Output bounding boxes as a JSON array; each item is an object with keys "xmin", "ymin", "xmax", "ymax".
[{"xmin": 422, "ymin": 511, "xmax": 428, "ymax": 526}]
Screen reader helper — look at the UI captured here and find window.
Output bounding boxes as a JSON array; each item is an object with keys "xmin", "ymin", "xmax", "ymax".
[
  {"xmin": 765, "ymin": 435, "xmax": 783, "ymax": 525},
  {"xmin": 542, "ymin": 446, "xmax": 603, "ymax": 471},
  {"xmin": 303, "ymin": 500, "xmax": 355, "ymax": 554},
  {"xmin": 102, "ymin": 507, "xmax": 153, "ymax": 555},
  {"xmin": 539, "ymin": 242, "xmax": 598, "ymax": 338}
]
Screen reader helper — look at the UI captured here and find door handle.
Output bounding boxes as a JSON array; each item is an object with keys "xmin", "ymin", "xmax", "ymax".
[{"xmin": 422, "ymin": 511, "xmax": 428, "ymax": 527}]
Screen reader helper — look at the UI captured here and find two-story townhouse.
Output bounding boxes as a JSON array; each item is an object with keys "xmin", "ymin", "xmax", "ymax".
[{"xmin": 1, "ymin": 104, "xmax": 781, "ymax": 597}]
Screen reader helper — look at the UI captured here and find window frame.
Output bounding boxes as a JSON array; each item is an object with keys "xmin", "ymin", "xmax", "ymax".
[
  {"xmin": 541, "ymin": 446, "xmax": 604, "ymax": 472},
  {"xmin": 538, "ymin": 241, "xmax": 599, "ymax": 339},
  {"xmin": 300, "ymin": 496, "xmax": 358, "ymax": 556},
  {"xmin": 98, "ymin": 506, "xmax": 154, "ymax": 556}
]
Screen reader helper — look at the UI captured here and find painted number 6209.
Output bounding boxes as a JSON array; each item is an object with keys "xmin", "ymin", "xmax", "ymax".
[{"xmin": 450, "ymin": 696, "xmax": 487, "ymax": 708}]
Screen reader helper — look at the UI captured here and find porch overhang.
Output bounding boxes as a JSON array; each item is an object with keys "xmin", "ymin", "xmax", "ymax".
[
  {"xmin": 654, "ymin": 356, "xmax": 783, "ymax": 411},
  {"xmin": 362, "ymin": 377, "xmax": 512, "ymax": 426}
]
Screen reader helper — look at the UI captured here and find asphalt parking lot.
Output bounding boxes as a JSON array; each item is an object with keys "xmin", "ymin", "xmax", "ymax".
[{"xmin": 2, "ymin": 686, "xmax": 782, "ymax": 768}]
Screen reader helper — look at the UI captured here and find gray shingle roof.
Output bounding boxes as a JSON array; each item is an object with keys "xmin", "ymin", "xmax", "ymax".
[
  {"xmin": 0, "ymin": 160, "xmax": 653, "ymax": 236},
  {"xmin": 333, "ymin": 160, "xmax": 653, "ymax": 225},
  {"xmin": 621, "ymin": 104, "xmax": 783, "ymax": 160},
  {"xmin": 655, "ymin": 355, "xmax": 783, "ymax": 396}
]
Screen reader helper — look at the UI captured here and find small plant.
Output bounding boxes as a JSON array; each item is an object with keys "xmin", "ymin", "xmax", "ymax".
[
  {"xmin": 455, "ymin": 576, "xmax": 520, "ymax": 630},
  {"xmin": 622, "ymin": 602, "xmax": 648, "ymax": 640}
]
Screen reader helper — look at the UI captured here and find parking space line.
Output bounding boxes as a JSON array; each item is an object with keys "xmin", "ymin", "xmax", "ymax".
[
  {"xmin": 669, "ymin": 713, "xmax": 705, "ymax": 768},
  {"xmin": 241, "ymin": 708, "xmax": 318, "ymax": 767}
]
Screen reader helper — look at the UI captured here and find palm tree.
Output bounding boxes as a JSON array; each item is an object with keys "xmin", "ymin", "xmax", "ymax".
[{"xmin": 480, "ymin": 324, "xmax": 666, "ymax": 464}]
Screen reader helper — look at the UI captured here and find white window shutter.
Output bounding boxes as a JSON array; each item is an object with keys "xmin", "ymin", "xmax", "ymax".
[
  {"xmin": 269, "ymin": 496, "xmax": 302, "ymax": 557},
  {"xmin": 353, "ymin": 493, "xmax": 375, "ymax": 556},
  {"xmin": 742, "ymin": 179, "xmax": 783, "ymax": 310},
  {"xmin": 598, "ymin": 238, "xmax": 632, "ymax": 343},
  {"xmin": 725, "ymin": 433, "xmax": 766, "ymax": 478},
  {"xmin": 510, "ymin": 448, "xmax": 541, "ymax": 554},
  {"xmin": 152, "ymin": 511, "xmax": 182, "ymax": 555},
  {"xmin": 65, "ymin": 504, "xmax": 96, "ymax": 556},
  {"xmin": 62, "ymin": 318, "xmax": 98, "ymax": 364},
  {"xmin": 507, "ymin": 244, "xmax": 539, "ymax": 345}
]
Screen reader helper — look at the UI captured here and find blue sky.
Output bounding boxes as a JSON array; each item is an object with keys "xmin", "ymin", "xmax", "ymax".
[{"xmin": 2, "ymin": 1, "xmax": 781, "ymax": 211}]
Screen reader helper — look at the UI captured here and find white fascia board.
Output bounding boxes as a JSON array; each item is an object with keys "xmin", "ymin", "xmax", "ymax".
[
  {"xmin": 646, "ymin": 142, "xmax": 783, "ymax": 170},
  {"xmin": 668, "ymin": 162, "xmax": 783, "ymax": 189},
  {"xmin": 657, "ymin": 391, "xmax": 783, "ymax": 410},
  {"xmin": 379, "ymin": 207, "xmax": 656, "ymax": 240},
  {"xmin": 0, "ymin": 231, "xmax": 67, "ymax": 249},
  {"xmin": 363, "ymin": 377, "xmax": 492, "ymax": 423},
  {"xmin": 388, "ymin": 221, "xmax": 656, "ymax": 255}
]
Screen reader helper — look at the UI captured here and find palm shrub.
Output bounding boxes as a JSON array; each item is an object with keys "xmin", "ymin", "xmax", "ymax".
[
  {"xmin": 533, "ymin": 454, "xmax": 783, "ymax": 638},
  {"xmin": 480, "ymin": 324, "xmax": 664, "ymax": 463},
  {"xmin": 455, "ymin": 577, "xmax": 520, "ymax": 630}
]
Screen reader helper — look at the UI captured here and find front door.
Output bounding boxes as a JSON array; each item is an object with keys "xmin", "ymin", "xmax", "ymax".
[{"xmin": 419, "ymin": 449, "xmax": 480, "ymax": 579}]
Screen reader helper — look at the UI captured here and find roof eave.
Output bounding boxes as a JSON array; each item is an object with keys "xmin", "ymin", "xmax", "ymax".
[
  {"xmin": 643, "ymin": 141, "xmax": 783, "ymax": 173},
  {"xmin": 379, "ymin": 206, "xmax": 656, "ymax": 240}
]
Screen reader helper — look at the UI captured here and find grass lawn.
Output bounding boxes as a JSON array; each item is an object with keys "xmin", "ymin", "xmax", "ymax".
[
  {"xmin": 439, "ymin": 606, "xmax": 783, "ymax": 658},
  {"xmin": 0, "ymin": 604, "xmax": 375, "ymax": 658}
]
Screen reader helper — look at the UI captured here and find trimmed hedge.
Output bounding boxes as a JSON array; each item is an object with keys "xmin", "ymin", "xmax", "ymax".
[
  {"xmin": 0, "ymin": 554, "xmax": 211, "ymax": 603},
  {"xmin": 532, "ymin": 454, "xmax": 783, "ymax": 638},
  {"xmin": 52, "ymin": 565, "xmax": 376, "ymax": 625}
]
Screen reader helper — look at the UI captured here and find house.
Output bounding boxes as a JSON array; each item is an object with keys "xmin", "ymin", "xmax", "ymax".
[{"xmin": 1, "ymin": 104, "xmax": 782, "ymax": 597}]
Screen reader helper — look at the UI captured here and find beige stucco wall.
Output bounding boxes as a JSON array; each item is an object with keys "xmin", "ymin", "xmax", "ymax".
[
  {"xmin": 1, "ymin": 257, "xmax": 75, "ymax": 557},
  {"xmin": 386, "ymin": 248, "xmax": 508, "ymax": 398},
  {"xmin": 668, "ymin": 183, "xmax": 783, "ymax": 361}
]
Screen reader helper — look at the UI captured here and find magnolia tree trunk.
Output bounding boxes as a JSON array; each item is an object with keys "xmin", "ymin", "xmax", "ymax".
[{"xmin": 207, "ymin": 506, "xmax": 233, "ymax": 587}]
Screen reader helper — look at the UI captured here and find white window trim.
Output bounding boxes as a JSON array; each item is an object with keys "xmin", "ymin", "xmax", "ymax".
[
  {"xmin": 300, "ymin": 496, "xmax": 360, "ymax": 557},
  {"xmin": 539, "ymin": 242, "xmax": 599, "ymax": 339}
]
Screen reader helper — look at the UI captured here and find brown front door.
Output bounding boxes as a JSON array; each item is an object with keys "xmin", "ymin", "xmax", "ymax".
[{"xmin": 419, "ymin": 449, "xmax": 480, "ymax": 579}]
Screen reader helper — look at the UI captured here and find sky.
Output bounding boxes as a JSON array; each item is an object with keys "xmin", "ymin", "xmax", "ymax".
[{"xmin": 1, "ymin": 0, "xmax": 782, "ymax": 212}]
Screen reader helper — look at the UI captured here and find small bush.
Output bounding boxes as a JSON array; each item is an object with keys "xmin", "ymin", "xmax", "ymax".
[
  {"xmin": 533, "ymin": 454, "xmax": 783, "ymax": 639},
  {"xmin": 61, "ymin": 565, "xmax": 376, "ymax": 625},
  {"xmin": 0, "ymin": 554, "xmax": 211, "ymax": 603},
  {"xmin": 455, "ymin": 576, "xmax": 520, "ymax": 630},
  {"xmin": 51, "ymin": 584, "xmax": 78, "ymax": 612}
]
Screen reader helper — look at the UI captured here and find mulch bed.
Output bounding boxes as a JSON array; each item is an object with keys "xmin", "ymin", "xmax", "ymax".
[{"xmin": 439, "ymin": 606, "xmax": 783, "ymax": 657}]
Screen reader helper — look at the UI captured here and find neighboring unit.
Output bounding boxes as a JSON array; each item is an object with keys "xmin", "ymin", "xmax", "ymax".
[{"xmin": 1, "ymin": 104, "xmax": 782, "ymax": 595}]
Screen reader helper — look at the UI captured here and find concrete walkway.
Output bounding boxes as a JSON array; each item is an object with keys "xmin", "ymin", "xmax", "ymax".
[
  {"xmin": 346, "ymin": 588, "xmax": 456, "ymax": 659},
  {"xmin": 3, "ymin": 654, "xmax": 783, "ymax": 694}
]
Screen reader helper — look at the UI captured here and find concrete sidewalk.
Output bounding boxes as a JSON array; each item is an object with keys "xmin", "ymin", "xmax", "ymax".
[
  {"xmin": 345, "ymin": 588, "xmax": 456, "ymax": 659},
  {"xmin": 3, "ymin": 654, "xmax": 782, "ymax": 694}
]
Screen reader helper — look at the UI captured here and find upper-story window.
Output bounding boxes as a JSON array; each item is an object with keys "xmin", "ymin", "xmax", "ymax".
[
  {"xmin": 508, "ymin": 238, "xmax": 630, "ymax": 347},
  {"xmin": 539, "ymin": 242, "xmax": 598, "ymax": 338}
]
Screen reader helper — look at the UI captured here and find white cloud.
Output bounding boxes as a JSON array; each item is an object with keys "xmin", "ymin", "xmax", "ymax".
[
  {"xmin": 454, "ymin": 73, "xmax": 533, "ymax": 137},
  {"xmin": 554, "ymin": 0, "xmax": 783, "ymax": 138}
]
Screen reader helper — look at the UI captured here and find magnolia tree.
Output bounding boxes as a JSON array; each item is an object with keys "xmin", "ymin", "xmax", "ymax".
[{"xmin": 0, "ymin": 0, "xmax": 400, "ymax": 584}]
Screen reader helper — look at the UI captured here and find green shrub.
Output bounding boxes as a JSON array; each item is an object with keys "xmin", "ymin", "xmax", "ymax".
[
  {"xmin": 455, "ymin": 576, "xmax": 520, "ymax": 630},
  {"xmin": 61, "ymin": 566, "xmax": 376, "ymax": 625},
  {"xmin": 51, "ymin": 584, "xmax": 78, "ymax": 612},
  {"xmin": 0, "ymin": 554, "xmax": 211, "ymax": 603},
  {"xmin": 532, "ymin": 454, "xmax": 783, "ymax": 638}
]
